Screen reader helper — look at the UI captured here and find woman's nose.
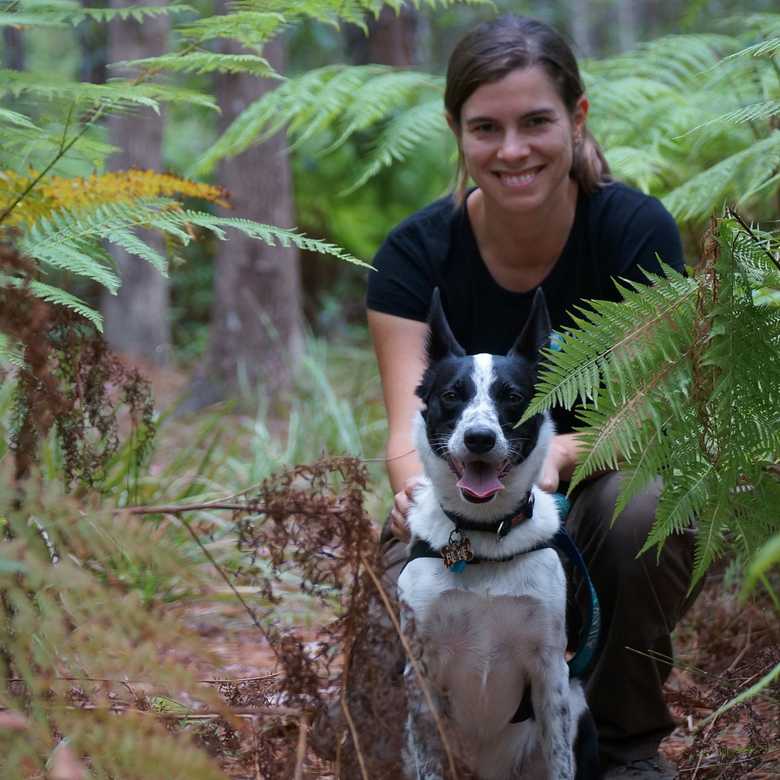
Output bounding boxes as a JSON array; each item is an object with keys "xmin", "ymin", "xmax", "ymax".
[{"xmin": 497, "ymin": 130, "xmax": 529, "ymax": 162}]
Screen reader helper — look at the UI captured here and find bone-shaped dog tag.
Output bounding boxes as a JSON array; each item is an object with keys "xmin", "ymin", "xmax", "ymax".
[{"xmin": 442, "ymin": 529, "xmax": 474, "ymax": 573}]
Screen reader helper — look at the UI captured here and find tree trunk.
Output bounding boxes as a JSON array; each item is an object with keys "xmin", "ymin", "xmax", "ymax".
[
  {"xmin": 100, "ymin": 0, "xmax": 171, "ymax": 366},
  {"xmin": 185, "ymin": 28, "xmax": 303, "ymax": 409},
  {"xmin": 569, "ymin": 0, "xmax": 593, "ymax": 58},
  {"xmin": 77, "ymin": 0, "xmax": 108, "ymax": 85},
  {"xmin": 616, "ymin": 0, "xmax": 639, "ymax": 52},
  {"xmin": 3, "ymin": 26, "xmax": 24, "ymax": 71},
  {"xmin": 344, "ymin": 3, "xmax": 419, "ymax": 67}
]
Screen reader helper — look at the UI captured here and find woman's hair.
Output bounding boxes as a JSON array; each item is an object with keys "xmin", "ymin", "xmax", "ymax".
[{"xmin": 445, "ymin": 15, "xmax": 611, "ymax": 204}]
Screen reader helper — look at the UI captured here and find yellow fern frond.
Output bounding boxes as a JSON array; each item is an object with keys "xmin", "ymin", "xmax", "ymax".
[{"xmin": 1, "ymin": 169, "xmax": 229, "ymax": 227}]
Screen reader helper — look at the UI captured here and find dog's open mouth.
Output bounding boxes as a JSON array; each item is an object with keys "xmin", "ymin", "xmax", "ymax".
[{"xmin": 449, "ymin": 458, "xmax": 510, "ymax": 503}]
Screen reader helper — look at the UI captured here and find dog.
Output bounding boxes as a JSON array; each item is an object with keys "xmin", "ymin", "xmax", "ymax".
[{"xmin": 398, "ymin": 288, "xmax": 601, "ymax": 780}]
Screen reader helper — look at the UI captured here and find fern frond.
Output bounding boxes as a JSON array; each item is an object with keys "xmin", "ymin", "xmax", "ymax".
[
  {"xmin": 345, "ymin": 98, "xmax": 449, "ymax": 194},
  {"xmin": 5, "ymin": 1, "xmax": 193, "ymax": 26},
  {"xmin": 687, "ymin": 99, "xmax": 780, "ymax": 133},
  {"xmin": 663, "ymin": 132, "xmax": 780, "ymax": 221},
  {"xmin": 18, "ymin": 239, "xmax": 121, "ymax": 293},
  {"xmin": 0, "ymin": 479, "xmax": 230, "ymax": 780},
  {"xmin": 2, "ymin": 169, "xmax": 228, "ymax": 228},
  {"xmin": 192, "ymin": 65, "xmax": 443, "ymax": 178},
  {"xmin": 0, "ymin": 108, "xmax": 37, "ymax": 130},
  {"xmin": 25, "ymin": 280, "xmax": 103, "ymax": 331},
  {"xmin": 0, "ymin": 70, "xmax": 158, "ymax": 109},
  {"xmin": 106, "ymin": 229, "xmax": 168, "ymax": 274},
  {"xmin": 570, "ymin": 357, "xmax": 691, "ymax": 491},
  {"xmin": 324, "ymin": 69, "xmax": 442, "ymax": 152},
  {"xmin": 115, "ymin": 51, "xmax": 280, "ymax": 79},
  {"xmin": 525, "ymin": 267, "xmax": 697, "ymax": 418},
  {"xmin": 534, "ymin": 218, "xmax": 780, "ymax": 586},
  {"xmin": 176, "ymin": 11, "xmax": 287, "ymax": 50},
  {"xmin": 723, "ymin": 36, "xmax": 780, "ymax": 60},
  {"xmin": 180, "ymin": 213, "xmax": 368, "ymax": 266}
]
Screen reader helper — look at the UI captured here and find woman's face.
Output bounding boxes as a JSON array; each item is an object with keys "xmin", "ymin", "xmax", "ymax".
[{"xmin": 451, "ymin": 66, "xmax": 587, "ymax": 215}]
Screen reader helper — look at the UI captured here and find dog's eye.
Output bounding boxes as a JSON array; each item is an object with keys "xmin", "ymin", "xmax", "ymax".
[
  {"xmin": 507, "ymin": 391, "xmax": 527, "ymax": 405},
  {"xmin": 440, "ymin": 389, "xmax": 458, "ymax": 404}
]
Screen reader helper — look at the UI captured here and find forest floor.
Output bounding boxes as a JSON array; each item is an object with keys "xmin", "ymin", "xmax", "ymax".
[
  {"xmin": 174, "ymin": 569, "xmax": 779, "ymax": 779},
  {"xmin": 144, "ymin": 365, "xmax": 779, "ymax": 779}
]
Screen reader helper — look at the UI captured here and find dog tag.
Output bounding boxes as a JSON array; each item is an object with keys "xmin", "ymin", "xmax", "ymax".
[{"xmin": 442, "ymin": 529, "xmax": 474, "ymax": 572}]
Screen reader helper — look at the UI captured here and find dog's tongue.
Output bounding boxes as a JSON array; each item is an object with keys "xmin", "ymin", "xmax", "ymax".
[{"xmin": 456, "ymin": 461, "xmax": 504, "ymax": 500}]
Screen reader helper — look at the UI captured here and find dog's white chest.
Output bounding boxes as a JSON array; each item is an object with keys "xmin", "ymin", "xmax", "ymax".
[{"xmin": 398, "ymin": 552, "xmax": 567, "ymax": 736}]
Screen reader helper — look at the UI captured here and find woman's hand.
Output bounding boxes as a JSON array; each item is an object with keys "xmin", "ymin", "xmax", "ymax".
[
  {"xmin": 538, "ymin": 433, "xmax": 580, "ymax": 493},
  {"xmin": 389, "ymin": 475, "xmax": 425, "ymax": 542}
]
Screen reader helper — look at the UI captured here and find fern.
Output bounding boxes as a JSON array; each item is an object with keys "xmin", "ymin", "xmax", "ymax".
[
  {"xmin": 0, "ymin": 476, "xmax": 230, "ymax": 780},
  {"xmin": 115, "ymin": 51, "xmax": 280, "ymax": 78},
  {"xmin": 25, "ymin": 280, "xmax": 104, "ymax": 331},
  {"xmin": 179, "ymin": 213, "xmax": 368, "ymax": 267},
  {"xmin": 528, "ymin": 217, "xmax": 780, "ymax": 588},
  {"xmin": 345, "ymin": 97, "xmax": 450, "ymax": 194},
  {"xmin": 192, "ymin": 65, "xmax": 444, "ymax": 176},
  {"xmin": 1, "ymin": 1, "xmax": 194, "ymax": 26}
]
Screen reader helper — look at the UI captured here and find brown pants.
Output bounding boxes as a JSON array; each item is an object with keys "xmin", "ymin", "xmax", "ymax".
[{"xmin": 379, "ymin": 472, "xmax": 699, "ymax": 765}]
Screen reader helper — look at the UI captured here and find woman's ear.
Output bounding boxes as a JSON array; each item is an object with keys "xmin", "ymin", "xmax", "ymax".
[{"xmin": 573, "ymin": 96, "xmax": 589, "ymax": 135}]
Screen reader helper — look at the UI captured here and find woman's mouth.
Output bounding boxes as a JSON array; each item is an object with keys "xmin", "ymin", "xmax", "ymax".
[{"xmin": 494, "ymin": 166, "xmax": 544, "ymax": 189}]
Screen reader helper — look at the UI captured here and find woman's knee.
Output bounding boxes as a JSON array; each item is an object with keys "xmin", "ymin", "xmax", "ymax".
[{"xmin": 569, "ymin": 472, "xmax": 662, "ymax": 566}]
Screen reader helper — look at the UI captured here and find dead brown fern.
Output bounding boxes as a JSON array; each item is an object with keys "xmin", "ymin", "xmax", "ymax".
[{"xmin": 0, "ymin": 244, "xmax": 154, "ymax": 489}]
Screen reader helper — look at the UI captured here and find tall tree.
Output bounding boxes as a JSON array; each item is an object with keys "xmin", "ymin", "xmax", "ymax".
[
  {"xmin": 100, "ymin": 0, "xmax": 171, "ymax": 365},
  {"xmin": 569, "ymin": 0, "xmax": 593, "ymax": 57},
  {"xmin": 186, "ymin": 12, "xmax": 303, "ymax": 408},
  {"xmin": 616, "ymin": 0, "xmax": 639, "ymax": 52},
  {"xmin": 344, "ymin": 3, "xmax": 419, "ymax": 67},
  {"xmin": 3, "ymin": 26, "xmax": 24, "ymax": 71}
]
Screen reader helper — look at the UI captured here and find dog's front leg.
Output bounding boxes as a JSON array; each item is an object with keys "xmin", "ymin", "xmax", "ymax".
[
  {"xmin": 533, "ymin": 656, "xmax": 574, "ymax": 780},
  {"xmin": 403, "ymin": 661, "xmax": 447, "ymax": 780}
]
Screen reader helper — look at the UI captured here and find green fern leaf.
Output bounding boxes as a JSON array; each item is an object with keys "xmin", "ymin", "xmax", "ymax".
[
  {"xmin": 114, "ymin": 51, "xmax": 280, "ymax": 79},
  {"xmin": 179, "ymin": 213, "xmax": 369, "ymax": 267},
  {"xmin": 345, "ymin": 98, "xmax": 449, "ymax": 194},
  {"xmin": 106, "ymin": 229, "xmax": 168, "ymax": 275},
  {"xmin": 26, "ymin": 281, "xmax": 103, "ymax": 331}
]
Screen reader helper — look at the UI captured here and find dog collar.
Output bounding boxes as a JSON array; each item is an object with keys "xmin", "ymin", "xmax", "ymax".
[{"xmin": 440, "ymin": 491, "xmax": 534, "ymax": 542}]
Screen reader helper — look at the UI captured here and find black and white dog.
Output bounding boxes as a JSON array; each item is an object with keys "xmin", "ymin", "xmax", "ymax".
[{"xmin": 398, "ymin": 289, "xmax": 601, "ymax": 780}]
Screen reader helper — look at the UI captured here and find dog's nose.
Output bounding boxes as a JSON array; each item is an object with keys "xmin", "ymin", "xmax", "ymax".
[{"xmin": 464, "ymin": 427, "xmax": 496, "ymax": 454}]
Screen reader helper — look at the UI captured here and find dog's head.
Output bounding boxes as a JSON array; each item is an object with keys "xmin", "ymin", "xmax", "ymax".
[{"xmin": 415, "ymin": 288, "xmax": 552, "ymax": 508}]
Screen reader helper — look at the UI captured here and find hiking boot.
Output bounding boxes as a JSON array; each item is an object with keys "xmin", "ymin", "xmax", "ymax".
[{"xmin": 603, "ymin": 754, "xmax": 677, "ymax": 779}]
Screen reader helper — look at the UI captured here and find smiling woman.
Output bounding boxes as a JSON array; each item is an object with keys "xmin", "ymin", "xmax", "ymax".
[{"xmin": 365, "ymin": 13, "xmax": 696, "ymax": 780}]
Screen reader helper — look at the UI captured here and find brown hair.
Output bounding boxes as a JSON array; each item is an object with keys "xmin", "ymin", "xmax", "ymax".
[{"xmin": 445, "ymin": 15, "xmax": 611, "ymax": 204}]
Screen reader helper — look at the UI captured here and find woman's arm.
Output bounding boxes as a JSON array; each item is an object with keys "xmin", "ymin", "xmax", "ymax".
[{"xmin": 367, "ymin": 309, "xmax": 429, "ymax": 493}]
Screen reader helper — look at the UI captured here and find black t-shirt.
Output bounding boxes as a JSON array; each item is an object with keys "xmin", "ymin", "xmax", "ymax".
[{"xmin": 366, "ymin": 181, "xmax": 684, "ymax": 434}]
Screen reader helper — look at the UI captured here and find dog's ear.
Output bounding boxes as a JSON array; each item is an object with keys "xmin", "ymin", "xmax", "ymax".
[
  {"xmin": 508, "ymin": 288, "xmax": 551, "ymax": 363},
  {"xmin": 426, "ymin": 288, "xmax": 465, "ymax": 364}
]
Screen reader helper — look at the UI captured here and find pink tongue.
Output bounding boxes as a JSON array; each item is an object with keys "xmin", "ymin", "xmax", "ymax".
[{"xmin": 456, "ymin": 461, "xmax": 504, "ymax": 499}]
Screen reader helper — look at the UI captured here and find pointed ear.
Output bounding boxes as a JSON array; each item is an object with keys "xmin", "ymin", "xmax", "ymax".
[
  {"xmin": 426, "ymin": 288, "xmax": 465, "ymax": 364},
  {"xmin": 508, "ymin": 288, "xmax": 551, "ymax": 363}
]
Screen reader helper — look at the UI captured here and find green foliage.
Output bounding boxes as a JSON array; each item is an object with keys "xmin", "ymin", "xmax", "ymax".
[
  {"xmin": 525, "ymin": 216, "xmax": 780, "ymax": 589},
  {"xmin": 199, "ymin": 14, "xmax": 779, "ymax": 227},
  {"xmin": 0, "ymin": 475, "xmax": 230, "ymax": 780},
  {"xmin": 0, "ymin": 1, "xmax": 194, "ymax": 27}
]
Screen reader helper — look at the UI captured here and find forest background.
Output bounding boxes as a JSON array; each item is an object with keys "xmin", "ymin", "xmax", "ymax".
[{"xmin": 0, "ymin": 0, "xmax": 779, "ymax": 778}]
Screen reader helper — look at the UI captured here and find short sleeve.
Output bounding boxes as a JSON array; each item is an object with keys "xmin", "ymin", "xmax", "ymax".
[
  {"xmin": 366, "ymin": 229, "xmax": 437, "ymax": 322},
  {"xmin": 607, "ymin": 195, "xmax": 684, "ymax": 285}
]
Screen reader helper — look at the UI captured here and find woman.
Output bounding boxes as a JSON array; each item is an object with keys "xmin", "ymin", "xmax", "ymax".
[{"xmin": 366, "ymin": 15, "xmax": 696, "ymax": 780}]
